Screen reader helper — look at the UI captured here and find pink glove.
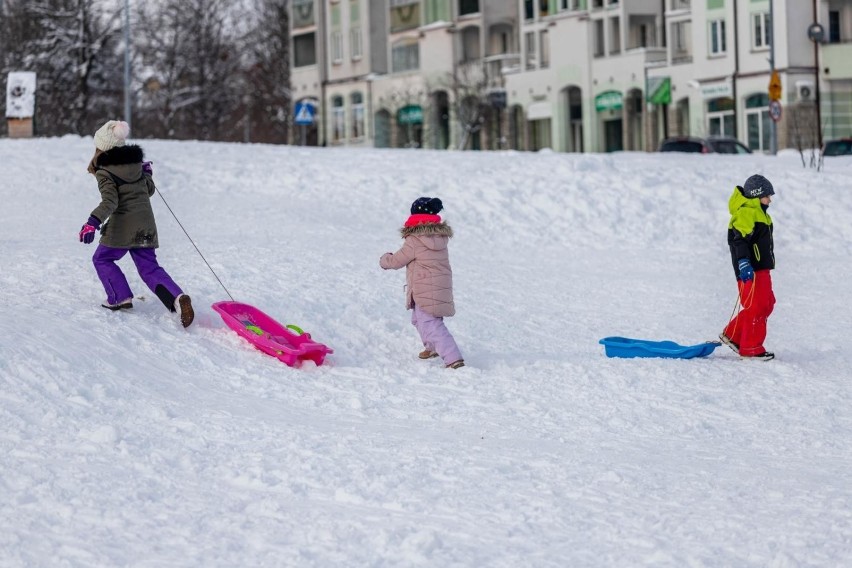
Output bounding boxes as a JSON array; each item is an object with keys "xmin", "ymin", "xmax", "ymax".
[{"xmin": 79, "ymin": 216, "xmax": 100, "ymax": 244}]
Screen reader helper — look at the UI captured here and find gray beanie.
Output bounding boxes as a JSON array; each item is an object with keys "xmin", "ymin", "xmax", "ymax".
[{"xmin": 742, "ymin": 174, "xmax": 775, "ymax": 198}]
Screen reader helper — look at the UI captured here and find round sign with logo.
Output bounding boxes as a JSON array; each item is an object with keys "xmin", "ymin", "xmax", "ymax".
[{"xmin": 769, "ymin": 100, "xmax": 782, "ymax": 123}]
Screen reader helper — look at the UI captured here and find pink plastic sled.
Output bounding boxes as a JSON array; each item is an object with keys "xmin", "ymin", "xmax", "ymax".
[{"xmin": 212, "ymin": 301, "xmax": 333, "ymax": 367}]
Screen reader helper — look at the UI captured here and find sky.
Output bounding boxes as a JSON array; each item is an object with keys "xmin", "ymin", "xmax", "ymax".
[{"xmin": 1, "ymin": 136, "xmax": 851, "ymax": 567}]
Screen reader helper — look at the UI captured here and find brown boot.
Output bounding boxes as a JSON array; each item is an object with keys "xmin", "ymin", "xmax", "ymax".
[
  {"xmin": 418, "ymin": 350, "xmax": 439, "ymax": 359},
  {"xmin": 446, "ymin": 360, "xmax": 465, "ymax": 369},
  {"xmin": 176, "ymin": 294, "xmax": 194, "ymax": 328}
]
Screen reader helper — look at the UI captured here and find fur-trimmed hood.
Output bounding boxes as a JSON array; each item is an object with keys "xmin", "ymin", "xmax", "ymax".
[
  {"xmin": 400, "ymin": 222, "xmax": 453, "ymax": 239},
  {"xmin": 97, "ymin": 144, "xmax": 144, "ymax": 167}
]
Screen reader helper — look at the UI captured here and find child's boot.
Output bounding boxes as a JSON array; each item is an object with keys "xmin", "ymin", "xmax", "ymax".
[
  {"xmin": 175, "ymin": 294, "xmax": 194, "ymax": 328},
  {"xmin": 102, "ymin": 298, "xmax": 133, "ymax": 310}
]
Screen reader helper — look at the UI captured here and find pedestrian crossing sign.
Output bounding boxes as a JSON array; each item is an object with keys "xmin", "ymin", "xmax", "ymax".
[{"xmin": 294, "ymin": 101, "xmax": 315, "ymax": 125}]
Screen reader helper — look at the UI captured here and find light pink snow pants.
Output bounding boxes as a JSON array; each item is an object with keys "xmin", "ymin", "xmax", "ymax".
[{"xmin": 411, "ymin": 305, "xmax": 462, "ymax": 365}]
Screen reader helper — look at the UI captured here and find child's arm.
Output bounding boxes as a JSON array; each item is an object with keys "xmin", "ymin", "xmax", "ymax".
[
  {"xmin": 380, "ymin": 240, "xmax": 416, "ymax": 270},
  {"xmin": 91, "ymin": 171, "xmax": 120, "ymax": 222},
  {"xmin": 730, "ymin": 210, "xmax": 756, "ymax": 260}
]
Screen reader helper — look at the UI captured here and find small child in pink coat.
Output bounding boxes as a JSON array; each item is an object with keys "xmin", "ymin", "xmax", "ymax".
[{"xmin": 380, "ymin": 197, "xmax": 464, "ymax": 369}]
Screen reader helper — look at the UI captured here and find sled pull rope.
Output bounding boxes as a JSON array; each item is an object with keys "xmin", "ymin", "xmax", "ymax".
[
  {"xmin": 156, "ymin": 188, "xmax": 234, "ymax": 301},
  {"xmin": 726, "ymin": 271, "xmax": 757, "ymax": 338}
]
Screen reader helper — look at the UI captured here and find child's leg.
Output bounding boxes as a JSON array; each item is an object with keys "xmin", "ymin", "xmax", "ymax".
[
  {"xmin": 738, "ymin": 271, "xmax": 775, "ymax": 356},
  {"xmin": 411, "ymin": 306, "xmax": 462, "ymax": 365},
  {"xmin": 129, "ymin": 248, "xmax": 183, "ymax": 311},
  {"xmin": 92, "ymin": 245, "xmax": 133, "ymax": 304},
  {"xmin": 410, "ymin": 307, "xmax": 435, "ymax": 352}
]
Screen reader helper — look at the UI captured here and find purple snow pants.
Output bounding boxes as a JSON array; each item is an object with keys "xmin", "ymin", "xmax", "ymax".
[
  {"xmin": 93, "ymin": 245, "xmax": 182, "ymax": 306},
  {"xmin": 411, "ymin": 305, "xmax": 462, "ymax": 365}
]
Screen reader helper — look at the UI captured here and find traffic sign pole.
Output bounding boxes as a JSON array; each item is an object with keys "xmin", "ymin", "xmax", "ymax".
[{"xmin": 769, "ymin": 0, "xmax": 777, "ymax": 155}]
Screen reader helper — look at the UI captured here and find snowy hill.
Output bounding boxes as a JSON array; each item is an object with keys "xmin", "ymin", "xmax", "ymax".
[{"xmin": 1, "ymin": 136, "xmax": 851, "ymax": 566}]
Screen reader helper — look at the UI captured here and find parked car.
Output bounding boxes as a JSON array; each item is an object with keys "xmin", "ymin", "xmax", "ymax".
[
  {"xmin": 658, "ymin": 136, "xmax": 752, "ymax": 154},
  {"xmin": 821, "ymin": 138, "xmax": 852, "ymax": 157}
]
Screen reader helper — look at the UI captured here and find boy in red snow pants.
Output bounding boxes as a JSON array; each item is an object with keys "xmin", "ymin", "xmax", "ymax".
[{"xmin": 720, "ymin": 174, "xmax": 776, "ymax": 360}]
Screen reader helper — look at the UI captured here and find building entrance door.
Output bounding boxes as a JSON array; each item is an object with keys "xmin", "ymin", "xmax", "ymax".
[{"xmin": 604, "ymin": 119, "xmax": 623, "ymax": 152}]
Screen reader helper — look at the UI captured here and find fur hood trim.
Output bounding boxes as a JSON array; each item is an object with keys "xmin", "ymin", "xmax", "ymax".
[
  {"xmin": 400, "ymin": 222, "xmax": 453, "ymax": 239},
  {"xmin": 98, "ymin": 144, "xmax": 144, "ymax": 166}
]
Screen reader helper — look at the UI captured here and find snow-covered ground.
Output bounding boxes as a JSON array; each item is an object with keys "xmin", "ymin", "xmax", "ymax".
[{"xmin": 1, "ymin": 136, "xmax": 851, "ymax": 567}]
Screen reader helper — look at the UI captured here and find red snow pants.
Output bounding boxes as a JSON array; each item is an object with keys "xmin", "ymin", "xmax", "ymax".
[{"xmin": 724, "ymin": 269, "xmax": 775, "ymax": 356}]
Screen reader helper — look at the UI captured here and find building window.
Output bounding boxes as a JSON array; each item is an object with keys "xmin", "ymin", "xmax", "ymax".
[
  {"xmin": 292, "ymin": 0, "xmax": 315, "ymax": 28},
  {"xmin": 828, "ymin": 10, "xmax": 840, "ymax": 43},
  {"xmin": 293, "ymin": 33, "xmax": 317, "ymax": 67},
  {"xmin": 331, "ymin": 31, "xmax": 343, "ymax": 63},
  {"xmin": 461, "ymin": 26, "xmax": 480, "ymax": 62},
  {"xmin": 524, "ymin": 0, "xmax": 534, "ymax": 21},
  {"xmin": 350, "ymin": 27, "xmax": 363, "ymax": 59},
  {"xmin": 525, "ymin": 31, "xmax": 536, "ymax": 69},
  {"xmin": 390, "ymin": 0, "xmax": 420, "ymax": 33},
  {"xmin": 351, "ymin": 92, "xmax": 365, "ymax": 139},
  {"xmin": 425, "ymin": 0, "xmax": 451, "ymax": 23},
  {"xmin": 332, "ymin": 96, "xmax": 345, "ymax": 142},
  {"xmin": 392, "ymin": 40, "xmax": 419, "ymax": 72},
  {"xmin": 746, "ymin": 93, "xmax": 770, "ymax": 152},
  {"xmin": 561, "ymin": 0, "xmax": 582, "ymax": 11},
  {"xmin": 707, "ymin": 97, "xmax": 734, "ymax": 137},
  {"xmin": 671, "ymin": 20, "xmax": 692, "ymax": 63},
  {"xmin": 540, "ymin": 30, "xmax": 550, "ymax": 68},
  {"xmin": 709, "ymin": 19, "xmax": 726, "ymax": 55},
  {"xmin": 752, "ymin": 12, "xmax": 770, "ymax": 49},
  {"xmin": 609, "ymin": 16, "xmax": 621, "ymax": 54},
  {"xmin": 459, "ymin": 0, "xmax": 479, "ymax": 16},
  {"xmin": 539, "ymin": 0, "xmax": 551, "ymax": 18},
  {"xmin": 593, "ymin": 20, "xmax": 605, "ymax": 57}
]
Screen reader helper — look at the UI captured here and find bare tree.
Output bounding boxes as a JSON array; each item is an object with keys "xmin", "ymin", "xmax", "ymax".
[
  {"xmin": 440, "ymin": 61, "xmax": 492, "ymax": 150},
  {"xmin": 788, "ymin": 100, "xmax": 823, "ymax": 171},
  {"xmin": 0, "ymin": 0, "xmax": 123, "ymax": 136},
  {"xmin": 238, "ymin": 0, "xmax": 292, "ymax": 144},
  {"xmin": 134, "ymin": 0, "xmax": 241, "ymax": 140}
]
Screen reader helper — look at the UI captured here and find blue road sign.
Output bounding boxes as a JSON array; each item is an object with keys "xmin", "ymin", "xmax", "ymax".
[{"xmin": 294, "ymin": 101, "xmax": 315, "ymax": 126}]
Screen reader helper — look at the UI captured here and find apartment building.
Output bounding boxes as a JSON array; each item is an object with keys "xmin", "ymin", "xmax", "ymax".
[
  {"xmin": 288, "ymin": 0, "xmax": 520, "ymax": 149},
  {"xmin": 290, "ymin": 0, "xmax": 851, "ymax": 151},
  {"xmin": 819, "ymin": 0, "xmax": 852, "ymax": 140},
  {"xmin": 646, "ymin": 0, "xmax": 830, "ymax": 153}
]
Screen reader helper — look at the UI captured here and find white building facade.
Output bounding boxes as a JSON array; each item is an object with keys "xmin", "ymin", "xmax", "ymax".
[{"xmin": 289, "ymin": 0, "xmax": 852, "ymax": 151}]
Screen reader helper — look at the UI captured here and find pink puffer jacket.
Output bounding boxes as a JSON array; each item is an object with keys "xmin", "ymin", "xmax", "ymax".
[{"xmin": 380, "ymin": 222, "xmax": 455, "ymax": 317}]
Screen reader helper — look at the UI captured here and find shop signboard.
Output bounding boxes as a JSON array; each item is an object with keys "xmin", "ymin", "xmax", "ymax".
[
  {"xmin": 646, "ymin": 77, "xmax": 671, "ymax": 106},
  {"xmin": 595, "ymin": 91, "xmax": 622, "ymax": 112},
  {"xmin": 398, "ymin": 105, "xmax": 423, "ymax": 125}
]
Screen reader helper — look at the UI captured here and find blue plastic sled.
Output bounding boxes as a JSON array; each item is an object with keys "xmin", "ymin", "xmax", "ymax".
[{"xmin": 599, "ymin": 336, "xmax": 722, "ymax": 359}]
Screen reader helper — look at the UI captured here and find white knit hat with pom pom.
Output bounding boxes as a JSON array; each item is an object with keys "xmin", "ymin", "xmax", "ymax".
[{"xmin": 94, "ymin": 120, "xmax": 130, "ymax": 151}]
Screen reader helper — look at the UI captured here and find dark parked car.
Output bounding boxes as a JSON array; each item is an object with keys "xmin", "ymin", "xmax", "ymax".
[
  {"xmin": 822, "ymin": 138, "xmax": 852, "ymax": 157},
  {"xmin": 658, "ymin": 136, "xmax": 752, "ymax": 154}
]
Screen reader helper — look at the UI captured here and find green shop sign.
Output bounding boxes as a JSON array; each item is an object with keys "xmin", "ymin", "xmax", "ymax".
[
  {"xmin": 398, "ymin": 105, "xmax": 423, "ymax": 125},
  {"xmin": 595, "ymin": 91, "xmax": 622, "ymax": 112},
  {"xmin": 646, "ymin": 76, "xmax": 671, "ymax": 105}
]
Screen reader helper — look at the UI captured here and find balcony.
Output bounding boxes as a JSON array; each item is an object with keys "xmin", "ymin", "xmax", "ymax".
[
  {"xmin": 483, "ymin": 53, "xmax": 522, "ymax": 82},
  {"xmin": 457, "ymin": 54, "xmax": 521, "ymax": 90},
  {"xmin": 669, "ymin": 0, "xmax": 690, "ymax": 12}
]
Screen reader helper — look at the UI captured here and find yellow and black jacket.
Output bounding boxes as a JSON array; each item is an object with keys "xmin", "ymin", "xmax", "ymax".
[{"xmin": 727, "ymin": 186, "xmax": 774, "ymax": 279}]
